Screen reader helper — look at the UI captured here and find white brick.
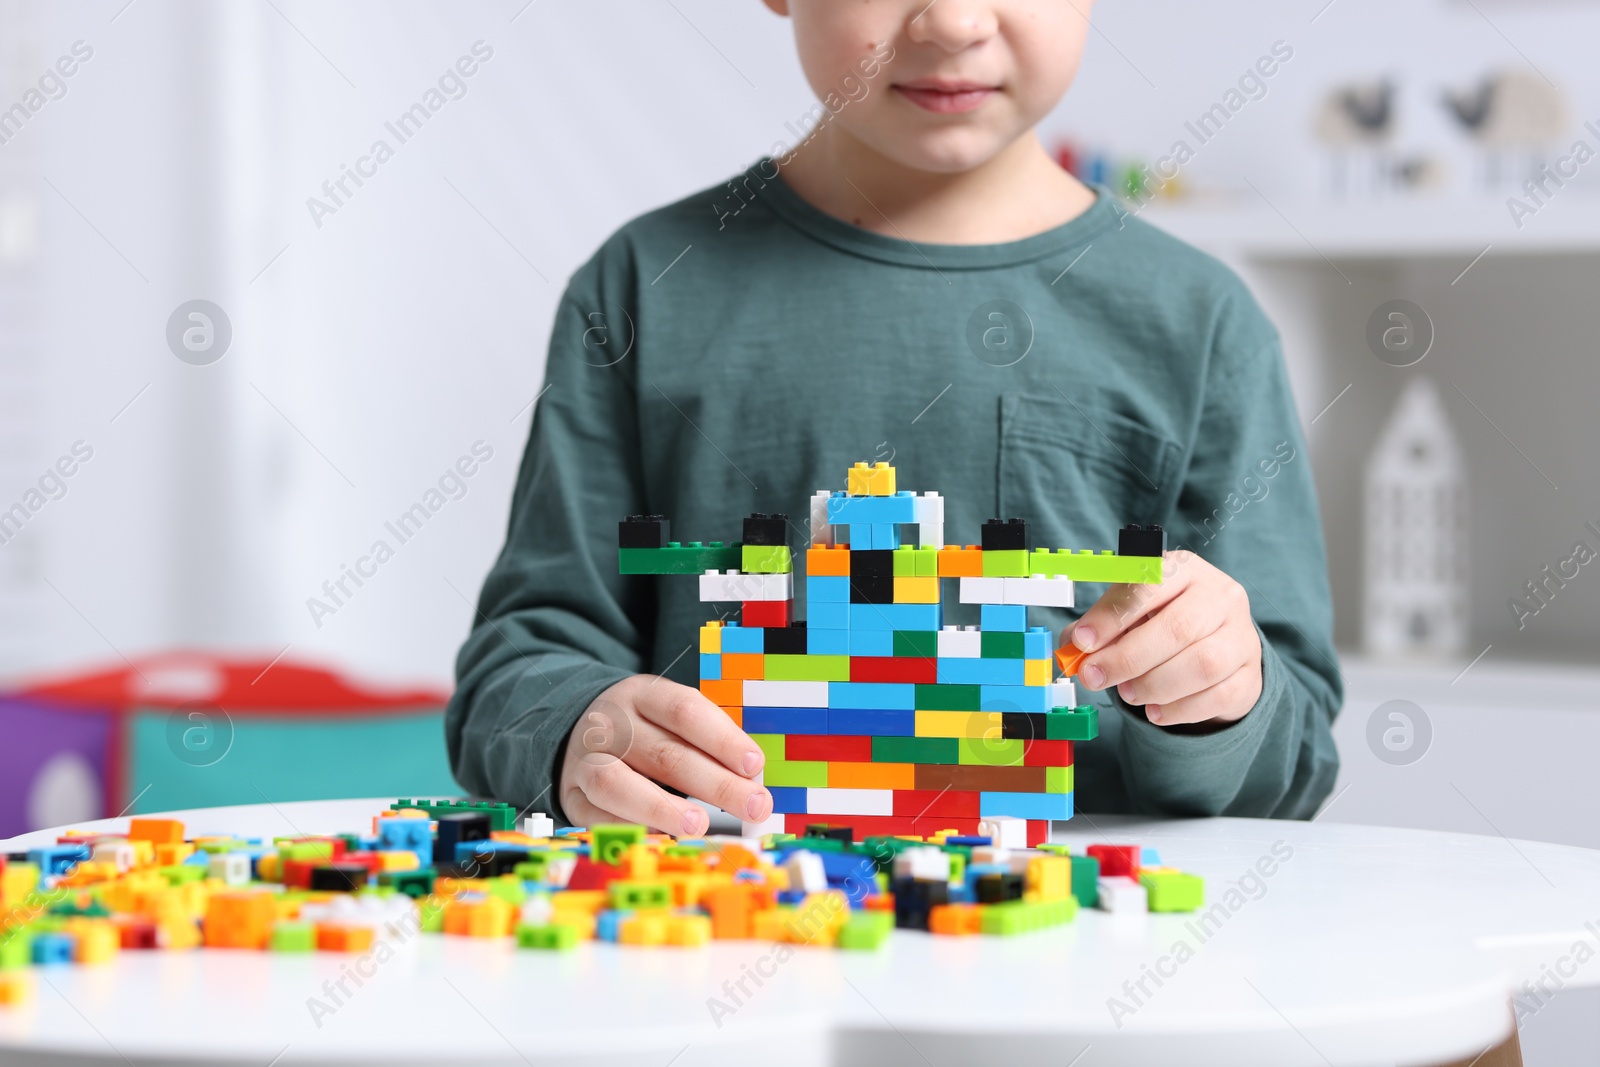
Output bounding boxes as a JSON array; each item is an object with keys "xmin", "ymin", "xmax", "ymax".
[
  {"xmin": 978, "ymin": 815, "xmax": 1029, "ymax": 849},
  {"xmin": 958, "ymin": 576, "xmax": 1007, "ymax": 604},
  {"xmin": 738, "ymin": 813, "xmax": 787, "ymax": 842},
  {"xmin": 743, "ymin": 680, "xmax": 828, "ymax": 708},
  {"xmin": 1002, "ymin": 575, "xmax": 1075, "ymax": 608},
  {"xmin": 919, "ymin": 522, "xmax": 945, "ymax": 549},
  {"xmin": 970, "ymin": 846, "xmax": 1012, "ymax": 866},
  {"xmin": 208, "ymin": 852, "xmax": 253, "ymax": 886},
  {"xmin": 784, "ymin": 851, "xmax": 828, "ymax": 892},
  {"xmin": 1050, "ymin": 681, "xmax": 1076, "ymax": 710},
  {"xmin": 938, "ymin": 626, "xmax": 983, "ymax": 658},
  {"xmin": 1097, "ymin": 876, "xmax": 1149, "ymax": 913},
  {"xmin": 698, "ymin": 570, "xmax": 791, "ymax": 602},
  {"xmin": 894, "ymin": 846, "xmax": 952, "ymax": 882},
  {"xmin": 810, "ymin": 490, "xmax": 836, "ymax": 547},
  {"xmin": 806, "ymin": 788, "xmax": 893, "ymax": 816},
  {"xmin": 522, "ymin": 813, "xmax": 555, "ymax": 839}
]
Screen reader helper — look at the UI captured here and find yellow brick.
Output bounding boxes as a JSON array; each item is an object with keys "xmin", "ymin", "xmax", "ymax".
[
  {"xmin": 664, "ymin": 914, "xmax": 711, "ymax": 947},
  {"xmin": 699, "ymin": 622, "xmax": 723, "ymax": 653},
  {"xmin": 376, "ymin": 851, "xmax": 420, "ymax": 872},
  {"xmin": 1, "ymin": 863, "xmax": 39, "ymax": 905},
  {"xmin": 847, "ymin": 461, "xmax": 896, "ymax": 496},
  {"xmin": 915, "ymin": 710, "xmax": 1003, "ymax": 739},
  {"xmin": 0, "ymin": 971, "xmax": 35, "ymax": 1005},
  {"xmin": 619, "ymin": 912, "xmax": 667, "ymax": 946},
  {"xmin": 1025, "ymin": 856, "xmax": 1072, "ymax": 902},
  {"xmin": 1024, "ymin": 658, "xmax": 1051, "ymax": 686},
  {"xmin": 892, "ymin": 576, "xmax": 939, "ymax": 604},
  {"xmin": 67, "ymin": 919, "xmax": 120, "ymax": 964}
]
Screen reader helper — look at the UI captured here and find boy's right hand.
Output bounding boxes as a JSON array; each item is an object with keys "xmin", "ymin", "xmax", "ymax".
[{"xmin": 558, "ymin": 675, "xmax": 772, "ymax": 837}]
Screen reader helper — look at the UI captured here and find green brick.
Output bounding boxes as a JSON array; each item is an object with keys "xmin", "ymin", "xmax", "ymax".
[
  {"xmin": 750, "ymin": 733, "xmax": 787, "ymax": 764},
  {"xmin": 979, "ymin": 897, "xmax": 1076, "ymax": 935},
  {"xmin": 269, "ymin": 921, "xmax": 316, "ymax": 952},
  {"xmin": 892, "ymin": 547, "xmax": 917, "ymax": 577},
  {"xmin": 1045, "ymin": 765, "xmax": 1074, "ymax": 793},
  {"xmin": 419, "ymin": 898, "xmax": 447, "ymax": 932},
  {"xmin": 283, "ymin": 840, "xmax": 335, "ymax": 862},
  {"xmin": 1046, "ymin": 705, "xmax": 1099, "ymax": 741},
  {"xmin": 590, "ymin": 824, "xmax": 646, "ymax": 865},
  {"xmin": 958, "ymin": 736, "xmax": 1023, "ymax": 766},
  {"xmin": 981, "ymin": 549, "xmax": 1029, "ymax": 577},
  {"xmin": 1140, "ymin": 871, "xmax": 1204, "ymax": 912},
  {"xmin": 1029, "ymin": 549, "xmax": 1162, "ymax": 585},
  {"xmin": 764, "ymin": 760, "xmax": 828, "ymax": 788},
  {"xmin": 913, "ymin": 548, "xmax": 939, "ymax": 577},
  {"xmin": 915, "ymin": 683, "xmax": 981, "ymax": 711},
  {"xmin": 836, "ymin": 910, "xmax": 893, "ymax": 950},
  {"xmin": 516, "ymin": 922, "xmax": 579, "ymax": 950},
  {"xmin": 484, "ymin": 877, "xmax": 527, "ymax": 906},
  {"xmin": 765, "ymin": 654, "xmax": 849, "ymax": 681},
  {"xmin": 610, "ymin": 880, "xmax": 672, "ymax": 910},
  {"xmin": 872, "ymin": 736, "xmax": 959, "ymax": 765},
  {"xmin": 981, "ymin": 631, "xmax": 1025, "ymax": 658},
  {"xmin": 160, "ymin": 864, "xmax": 207, "ymax": 886},
  {"xmin": 377, "ymin": 868, "xmax": 435, "ymax": 899},
  {"xmin": 0, "ymin": 931, "xmax": 33, "ymax": 970},
  {"xmin": 617, "ymin": 542, "xmax": 743, "ymax": 575},
  {"xmin": 392, "ymin": 798, "xmax": 518, "ymax": 832},
  {"xmin": 893, "ymin": 631, "xmax": 939, "ymax": 658},
  {"xmin": 741, "ymin": 545, "xmax": 792, "ymax": 574},
  {"xmin": 1070, "ymin": 855, "xmax": 1100, "ymax": 907}
]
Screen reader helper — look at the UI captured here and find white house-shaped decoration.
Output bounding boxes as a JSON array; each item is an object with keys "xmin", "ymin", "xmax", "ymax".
[{"xmin": 1363, "ymin": 377, "xmax": 1470, "ymax": 658}]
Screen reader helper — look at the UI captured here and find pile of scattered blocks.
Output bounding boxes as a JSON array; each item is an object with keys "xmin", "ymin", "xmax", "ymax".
[
  {"xmin": 621, "ymin": 461, "xmax": 1167, "ymax": 844},
  {"xmin": 0, "ymin": 799, "xmax": 1204, "ymax": 1003}
]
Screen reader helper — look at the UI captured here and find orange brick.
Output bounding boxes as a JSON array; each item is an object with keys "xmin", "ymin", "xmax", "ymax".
[
  {"xmin": 316, "ymin": 924, "xmax": 376, "ymax": 952},
  {"xmin": 936, "ymin": 546, "xmax": 984, "ymax": 578},
  {"xmin": 721, "ymin": 653, "xmax": 764, "ymax": 680},
  {"xmin": 807, "ymin": 545, "xmax": 851, "ymax": 576},
  {"xmin": 444, "ymin": 896, "xmax": 514, "ymax": 938},
  {"xmin": 1054, "ymin": 641, "xmax": 1089, "ymax": 679},
  {"xmin": 929, "ymin": 903, "xmax": 983, "ymax": 936},
  {"xmin": 827, "ymin": 762, "xmax": 915, "ymax": 790},
  {"xmin": 127, "ymin": 818, "xmax": 185, "ymax": 845},
  {"xmin": 664, "ymin": 914, "xmax": 711, "ymax": 946},
  {"xmin": 0, "ymin": 971, "xmax": 35, "ymax": 1005},
  {"xmin": 203, "ymin": 891, "xmax": 276, "ymax": 949},
  {"xmin": 723, "ymin": 706, "xmax": 743, "ymax": 729},
  {"xmin": 699, "ymin": 678, "xmax": 742, "ymax": 707}
]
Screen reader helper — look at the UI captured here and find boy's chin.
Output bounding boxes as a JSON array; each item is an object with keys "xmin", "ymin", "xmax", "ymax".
[{"xmin": 874, "ymin": 128, "xmax": 1022, "ymax": 175}]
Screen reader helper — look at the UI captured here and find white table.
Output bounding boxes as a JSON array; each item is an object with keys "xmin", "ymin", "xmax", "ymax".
[{"xmin": 3, "ymin": 799, "xmax": 1598, "ymax": 1067}]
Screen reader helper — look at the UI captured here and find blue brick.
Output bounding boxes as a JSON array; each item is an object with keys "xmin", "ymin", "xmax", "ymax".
[
  {"xmin": 1141, "ymin": 847, "xmax": 1162, "ymax": 866},
  {"xmin": 848, "ymin": 604, "xmax": 941, "ymax": 631},
  {"xmin": 32, "ymin": 934, "xmax": 74, "ymax": 965},
  {"xmin": 1024, "ymin": 628, "xmax": 1051, "ymax": 659},
  {"xmin": 870, "ymin": 523, "xmax": 900, "ymax": 549},
  {"xmin": 979, "ymin": 791, "xmax": 1073, "ymax": 820},
  {"xmin": 981, "ymin": 604, "xmax": 1027, "ymax": 631},
  {"xmin": 848, "ymin": 629, "xmax": 894, "ymax": 657},
  {"xmin": 828, "ymin": 708, "xmax": 916, "ymax": 736},
  {"xmin": 596, "ymin": 909, "xmax": 634, "ymax": 943},
  {"xmin": 699, "ymin": 653, "xmax": 722, "ymax": 680},
  {"xmin": 807, "ymin": 627, "xmax": 850, "ymax": 655},
  {"xmin": 827, "ymin": 492, "xmax": 915, "ymax": 525},
  {"xmin": 807, "ymin": 576, "xmax": 850, "ymax": 603},
  {"xmin": 768, "ymin": 786, "xmax": 809, "ymax": 814},
  {"xmin": 743, "ymin": 707, "xmax": 829, "ymax": 734},
  {"xmin": 829, "ymin": 682, "xmax": 915, "ymax": 710},
  {"xmin": 944, "ymin": 835, "xmax": 992, "ymax": 847},
  {"xmin": 937, "ymin": 657, "xmax": 1024, "ymax": 685},
  {"xmin": 810, "ymin": 601, "xmax": 851, "ymax": 630},
  {"xmin": 28, "ymin": 844, "xmax": 89, "ymax": 878},
  {"xmin": 721, "ymin": 624, "xmax": 765, "ymax": 653},
  {"xmin": 378, "ymin": 818, "xmax": 435, "ymax": 868},
  {"xmin": 980, "ymin": 684, "xmax": 1050, "ymax": 712}
]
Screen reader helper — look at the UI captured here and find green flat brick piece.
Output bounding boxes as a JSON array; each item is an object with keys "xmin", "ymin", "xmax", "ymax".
[
  {"xmin": 741, "ymin": 545, "xmax": 793, "ymax": 574},
  {"xmin": 979, "ymin": 896, "xmax": 1076, "ymax": 935},
  {"xmin": 0, "ymin": 931, "xmax": 33, "ymax": 970},
  {"xmin": 1070, "ymin": 854, "xmax": 1100, "ymax": 907},
  {"xmin": 269, "ymin": 921, "xmax": 316, "ymax": 952},
  {"xmin": 1045, "ymin": 766, "xmax": 1074, "ymax": 793},
  {"xmin": 750, "ymin": 733, "xmax": 787, "ymax": 764},
  {"xmin": 618, "ymin": 542, "xmax": 744, "ymax": 575},
  {"xmin": 1140, "ymin": 870, "xmax": 1204, "ymax": 912},
  {"xmin": 418, "ymin": 899, "xmax": 447, "ymax": 932},
  {"xmin": 590, "ymin": 824, "xmax": 647, "ymax": 865},
  {"xmin": 764, "ymin": 760, "xmax": 828, "ymax": 788},
  {"xmin": 516, "ymin": 922, "xmax": 579, "ymax": 950},
  {"xmin": 765, "ymin": 654, "xmax": 849, "ymax": 681},
  {"xmin": 893, "ymin": 631, "xmax": 939, "ymax": 658},
  {"xmin": 836, "ymin": 910, "xmax": 893, "ymax": 950},
  {"xmin": 160, "ymin": 864, "xmax": 207, "ymax": 886},
  {"xmin": 391, "ymin": 799, "xmax": 518, "ymax": 832},
  {"xmin": 892, "ymin": 547, "xmax": 916, "ymax": 577},
  {"xmin": 981, "ymin": 632, "xmax": 1025, "ymax": 658},
  {"xmin": 1029, "ymin": 549, "xmax": 1162, "ymax": 584},
  {"xmin": 915, "ymin": 683, "xmax": 981, "ymax": 711},
  {"xmin": 377, "ymin": 868, "xmax": 435, "ymax": 899},
  {"xmin": 1046, "ymin": 705, "xmax": 1099, "ymax": 741},
  {"xmin": 913, "ymin": 548, "xmax": 939, "ymax": 577},
  {"xmin": 958, "ymin": 736, "xmax": 1023, "ymax": 766},
  {"xmin": 873, "ymin": 736, "xmax": 959, "ymax": 764},
  {"xmin": 981, "ymin": 549, "xmax": 1029, "ymax": 577},
  {"xmin": 610, "ymin": 880, "xmax": 672, "ymax": 910},
  {"xmin": 484, "ymin": 877, "xmax": 527, "ymax": 906},
  {"xmin": 283, "ymin": 840, "xmax": 336, "ymax": 862}
]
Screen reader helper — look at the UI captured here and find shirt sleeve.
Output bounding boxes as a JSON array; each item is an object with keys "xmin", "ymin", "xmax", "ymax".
[
  {"xmin": 445, "ymin": 247, "xmax": 651, "ymax": 823},
  {"xmin": 1113, "ymin": 304, "xmax": 1343, "ymax": 819}
]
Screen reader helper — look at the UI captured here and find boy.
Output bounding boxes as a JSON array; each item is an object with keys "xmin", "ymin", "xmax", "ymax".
[{"xmin": 447, "ymin": 0, "xmax": 1341, "ymax": 837}]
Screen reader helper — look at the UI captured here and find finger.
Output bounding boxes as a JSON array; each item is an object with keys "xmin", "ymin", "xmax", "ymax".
[
  {"xmin": 1070, "ymin": 551, "xmax": 1193, "ymax": 655},
  {"xmin": 1081, "ymin": 584, "xmax": 1226, "ymax": 692},
  {"xmin": 574, "ymin": 754, "xmax": 711, "ymax": 836},
  {"xmin": 559, "ymin": 783, "xmax": 623, "ymax": 830},
  {"xmin": 1144, "ymin": 664, "xmax": 1262, "ymax": 726},
  {"xmin": 1117, "ymin": 626, "xmax": 1250, "ymax": 708},
  {"xmin": 633, "ymin": 679, "xmax": 765, "ymax": 778},
  {"xmin": 625, "ymin": 717, "xmax": 773, "ymax": 825}
]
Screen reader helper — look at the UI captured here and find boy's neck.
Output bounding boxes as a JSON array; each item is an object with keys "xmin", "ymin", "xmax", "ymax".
[{"xmin": 776, "ymin": 124, "xmax": 1097, "ymax": 246}]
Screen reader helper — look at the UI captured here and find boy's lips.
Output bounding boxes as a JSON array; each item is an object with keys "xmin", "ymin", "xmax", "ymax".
[{"xmin": 893, "ymin": 81, "xmax": 998, "ymax": 114}]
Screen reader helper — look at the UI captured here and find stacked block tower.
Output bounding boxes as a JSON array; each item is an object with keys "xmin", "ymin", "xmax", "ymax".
[{"xmin": 619, "ymin": 462, "xmax": 1164, "ymax": 847}]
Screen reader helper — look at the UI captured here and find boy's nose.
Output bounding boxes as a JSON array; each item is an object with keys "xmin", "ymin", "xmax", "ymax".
[{"xmin": 904, "ymin": 0, "xmax": 1000, "ymax": 52}]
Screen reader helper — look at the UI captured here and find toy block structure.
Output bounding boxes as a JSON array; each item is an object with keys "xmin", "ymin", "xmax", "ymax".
[{"xmin": 619, "ymin": 463, "xmax": 1164, "ymax": 845}]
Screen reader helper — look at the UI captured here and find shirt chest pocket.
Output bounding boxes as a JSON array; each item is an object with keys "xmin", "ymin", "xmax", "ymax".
[{"xmin": 998, "ymin": 393, "xmax": 1183, "ymax": 553}]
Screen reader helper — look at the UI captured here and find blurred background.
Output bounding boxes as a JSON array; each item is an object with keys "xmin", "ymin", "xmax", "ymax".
[{"xmin": 1, "ymin": 0, "xmax": 1598, "ymax": 1052}]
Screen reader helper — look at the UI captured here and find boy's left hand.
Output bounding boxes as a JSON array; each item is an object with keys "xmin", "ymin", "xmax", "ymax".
[{"xmin": 1068, "ymin": 551, "xmax": 1262, "ymax": 727}]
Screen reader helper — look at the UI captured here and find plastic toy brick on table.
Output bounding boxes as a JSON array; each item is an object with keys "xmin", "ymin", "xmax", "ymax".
[{"xmin": 618, "ymin": 462, "xmax": 1165, "ymax": 844}]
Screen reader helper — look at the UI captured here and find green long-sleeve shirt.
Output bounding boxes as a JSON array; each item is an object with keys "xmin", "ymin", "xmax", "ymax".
[{"xmin": 447, "ymin": 160, "xmax": 1342, "ymax": 824}]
